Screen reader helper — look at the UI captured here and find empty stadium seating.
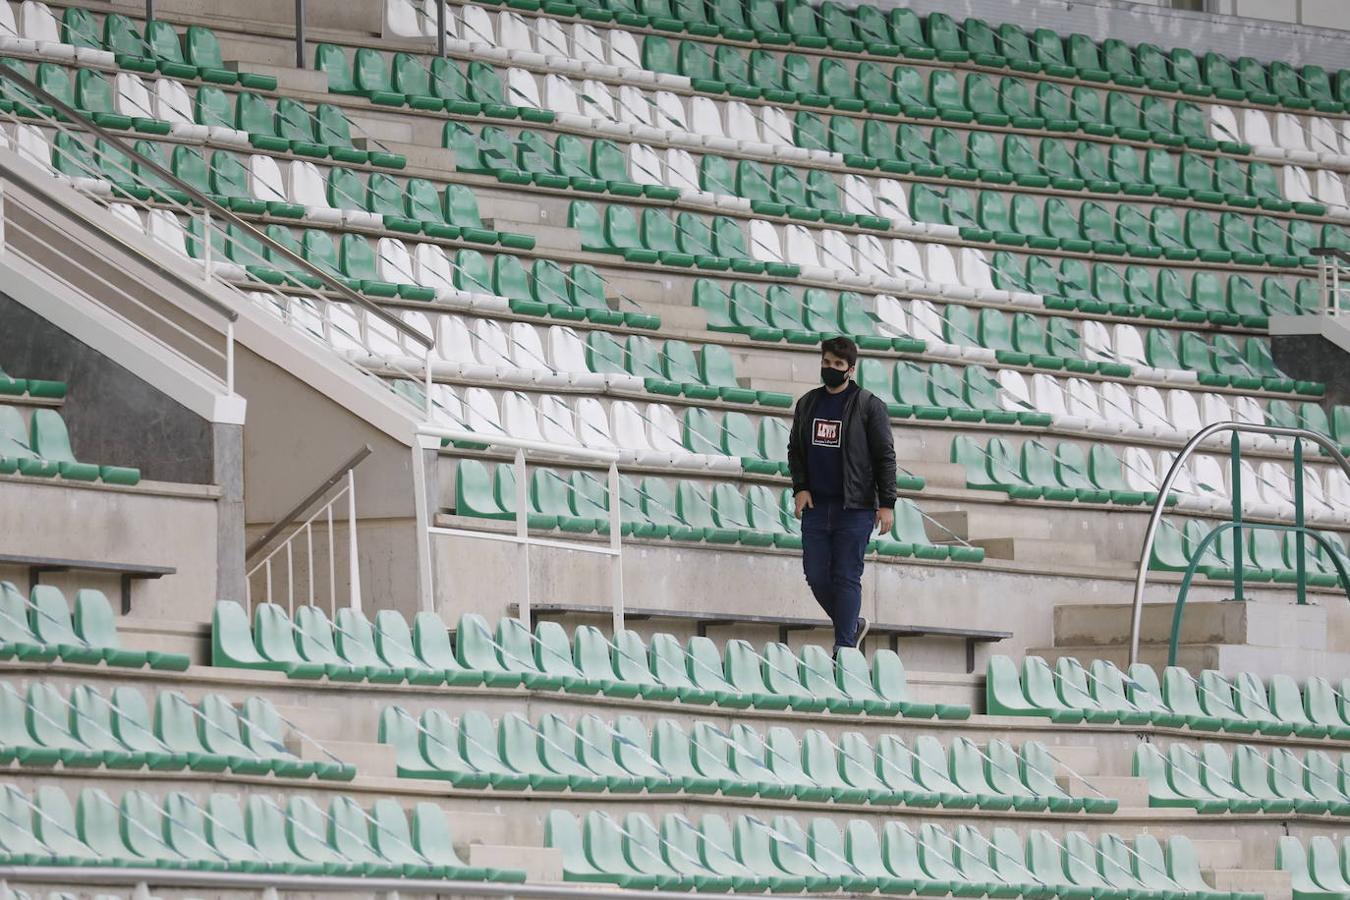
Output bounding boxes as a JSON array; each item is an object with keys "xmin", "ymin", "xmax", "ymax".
[{"xmin": 4, "ymin": 0, "xmax": 1350, "ymax": 895}]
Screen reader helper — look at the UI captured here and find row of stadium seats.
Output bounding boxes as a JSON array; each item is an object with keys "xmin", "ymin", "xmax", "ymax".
[
  {"xmin": 1277, "ymin": 836, "xmax": 1350, "ymax": 899},
  {"xmin": 451, "ymin": 461, "xmax": 970, "ymax": 558},
  {"xmin": 253, "ymin": 262, "xmax": 1320, "ymax": 425},
  {"xmin": 954, "ymin": 435, "xmax": 1350, "ymax": 518},
  {"xmin": 1136, "ymin": 741, "xmax": 1350, "ymax": 815},
  {"xmin": 545, "ymin": 808, "xmax": 1239, "ymax": 897},
  {"xmin": 571, "ymin": 197, "xmax": 1332, "ymax": 286},
  {"xmin": 0, "ymin": 363, "xmax": 62, "ymax": 398},
  {"xmin": 693, "ymin": 278, "xmax": 1309, "ymax": 389},
  {"xmin": 383, "ymin": 0, "xmax": 1349, "ymax": 115},
  {"xmin": 1153, "ymin": 518, "xmax": 1350, "ymax": 581},
  {"xmin": 379, "ymin": 705, "xmax": 1104, "ymax": 810},
  {"xmin": 0, "ymin": 4, "xmax": 275, "ymax": 92},
  {"xmin": 912, "ymin": 185, "xmax": 1342, "ymax": 263},
  {"xmin": 375, "ymin": 2, "xmax": 1344, "ymax": 177},
  {"xmin": 0, "ymin": 583, "xmax": 187, "ymax": 670},
  {"xmin": 27, "ymin": 112, "xmax": 1330, "ymax": 376},
  {"xmin": 0, "ymin": 61, "xmax": 410, "ymax": 168},
  {"xmin": 0, "ymin": 782, "xmax": 521, "ymax": 879},
  {"xmin": 511, "ymin": 24, "xmax": 1345, "ymax": 190},
  {"xmin": 988, "ymin": 656, "xmax": 1350, "ymax": 738},
  {"xmin": 0, "ymin": 680, "xmax": 352, "ymax": 779},
  {"xmin": 274, "ymin": 298, "xmax": 780, "ymax": 408},
  {"xmin": 0, "ymin": 405, "xmax": 138, "ymax": 484},
  {"xmin": 211, "ymin": 603, "xmax": 971, "ymax": 717}
]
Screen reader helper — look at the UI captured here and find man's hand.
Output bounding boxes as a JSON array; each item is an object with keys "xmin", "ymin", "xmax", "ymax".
[
  {"xmin": 793, "ymin": 490, "xmax": 813, "ymax": 519},
  {"xmin": 875, "ymin": 506, "xmax": 894, "ymax": 535}
]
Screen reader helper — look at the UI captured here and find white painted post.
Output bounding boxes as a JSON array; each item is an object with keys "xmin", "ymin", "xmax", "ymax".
[
  {"xmin": 608, "ymin": 461, "xmax": 624, "ymax": 633},
  {"xmin": 515, "ymin": 449, "xmax": 530, "ymax": 628},
  {"xmin": 225, "ymin": 321, "xmax": 235, "ymax": 394},
  {"xmin": 202, "ymin": 209, "xmax": 212, "ymax": 282},
  {"xmin": 285, "ymin": 542, "xmax": 294, "ymax": 614},
  {"xmin": 410, "ymin": 441, "xmax": 435, "ymax": 612},
  {"xmin": 326, "ymin": 501, "xmax": 336, "ymax": 614},
  {"xmin": 305, "ymin": 521, "xmax": 314, "ymax": 608},
  {"xmin": 1328, "ymin": 259, "xmax": 1339, "ymax": 318},
  {"xmin": 424, "ymin": 349, "xmax": 434, "ymax": 418},
  {"xmin": 347, "ymin": 469, "xmax": 361, "ymax": 611}
]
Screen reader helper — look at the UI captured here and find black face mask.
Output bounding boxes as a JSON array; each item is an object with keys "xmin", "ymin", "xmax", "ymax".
[{"xmin": 821, "ymin": 367, "xmax": 849, "ymax": 388}]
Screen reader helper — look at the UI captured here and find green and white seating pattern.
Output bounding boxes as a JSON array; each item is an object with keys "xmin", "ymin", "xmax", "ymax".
[
  {"xmin": 450, "ymin": 459, "xmax": 975, "ymax": 558},
  {"xmin": 1151, "ymin": 518, "xmax": 1350, "ymax": 583},
  {"xmin": 0, "ymin": 680, "xmax": 352, "ymax": 780},
  {"xmin": 379, "ymin": 705, "xmax": 1111, "ymax": 811},
  {"xmin": 212, "ymin": 603, "xmax": 972, "ymax": 718},
  {"xmin": 1137, "ymin": 741, "xmax": 1350, "ymax": 816},
  {"xmin": 0, "ymin": 404, "xmax": 138, "ymax": 485},
  {"xmin": 546, "ymin": 808, "xmax": 1239, "ymax": 896},
  {"xmin": 0, "ymin": 583, "xmax": 185, "ymax": 670},
  {"xmin": 0, "ymin": 363, "xmax": 63, "ymax": 399},
  {"xmin": 988, "ymin": 656, "xmax": 1350, "ymax": 739},
  {"xmin": 1276, "ymin": 835, "xmax": 1350, "ymax": 900},
  {"xmin": 0, "ymin": 782, "xmax": 522, "ymax": 880},
  {"xmin": 6, "ymin": 5, "xmax": 277, "ymax": 91},
  {"xmin": 384, "ymin": 0, "xmax": 1350, "ymax": 119}
]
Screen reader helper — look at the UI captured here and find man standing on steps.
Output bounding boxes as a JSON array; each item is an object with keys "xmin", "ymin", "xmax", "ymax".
[{"xmin": 787, "ymin": 336, "xmax": 897, "ymax": 655}]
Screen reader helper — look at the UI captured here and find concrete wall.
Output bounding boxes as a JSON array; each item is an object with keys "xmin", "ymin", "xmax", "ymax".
[
  {"xmin": 233, "ymin": 348, "xmax": 424, "ymax": 610},
  {"xmin": 431, "ymin": 516, "xmax": 1255, "ymax": 673},
  {"xmin": 1271, "ymin": 333, "xmax": 1350, "ymax": 410},
  {"xmin": 0, "ymin": 477, "xmax": 221, "ymax": 624},
  {"xmin": 1129, "ymin": 0, "xmax": 1350, "ymax": 30},
  {"xmin": 852, "ymin": 0, "xmax": 1350, "ymax": 66},
  {"xmin": 0, "ymin": 291, "xmax": 247, "ymax": 606},
  {"xmin": 0, "ymin": 293, "xmax": 216, "ymax": 485}
]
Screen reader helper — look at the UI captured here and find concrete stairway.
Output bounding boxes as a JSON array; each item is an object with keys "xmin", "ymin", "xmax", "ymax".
[{"xmin": 1031, "ymin": 597, "xmax": 1350, "ymax": 680}]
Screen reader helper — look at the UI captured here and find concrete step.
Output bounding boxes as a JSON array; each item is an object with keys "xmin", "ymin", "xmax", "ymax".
[
  {"xmin": 229, "ymin": 61, "xmax": 329, "ymax": 94},
  {"xmin": 471, "ymin": 844, "xmax": 564, "ymax": 883},
  {"xmin": 121, "ymin": 621, "xmax": 207, "ymax": 666},
  {"xmin": 1191, "ymin": 838, "xmax": 1245, "ymax": 872},
  {"xmin": 478, "ymin": 193, "xmax": 555, "ymax": 225},
  {"xmin": 301, "ymin": 739, "xmax": 397, "ymax": 779},
  {"xmin": 1057, "ymin": 774, "xmax": 1151, "ymax": 810},
  {"xmin": 927, "ymin": 508, "xmax": 1053, "ymax": 542},
  {"xmin": 977, "ymin": 537, "xmax": 1100, "ymax": 565},
  {"xmin": 1053, "ymin": 600, "xmax": 1328, "ymax": 651},
  {"xmin": 1045, "ymin": 745, "xmax": 1103, "ymax": 777},
  {"xmin": 483, "ymin": 219, "xmax": 581, "ymax": 253},
  {"xmin": 1038, "ymin": 641, "xmax": 1350, "ymax": 682},
  {"xmin": 605, "ymin": 271, "xmax": 686, "ymax": 308},
  {"xmin": 354, "ymin": 138, "xmax": 457, "ymax": 173},
  {"xmin": 897, "ymin": 461, "xmax": 970, "ymax": 491},
  {"xmin": 646, "ymin": 303, "xmax": 710, "ymax": 332},
  {"xmin": 1030, "ymin": 643, "xmax": 1223, "ymax": 673},
  {"xmin": 1208, "ymin": 869, "xmax": 1291, "ymax": 900}
]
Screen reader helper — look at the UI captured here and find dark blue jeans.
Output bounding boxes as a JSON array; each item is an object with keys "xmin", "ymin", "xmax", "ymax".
[{"xmin": 800, "ymin": 498, "xmax": 874, "ymax": 650}]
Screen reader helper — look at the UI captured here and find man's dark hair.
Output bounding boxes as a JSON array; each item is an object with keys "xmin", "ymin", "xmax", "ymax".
[{"xmin": 820, "ymin": 335, "xmax": 858, "ymax": 367}]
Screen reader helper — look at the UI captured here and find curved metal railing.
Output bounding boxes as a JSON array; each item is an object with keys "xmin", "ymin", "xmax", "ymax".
[{"xmin": 1128, "ymin": 422, "xmax": 1350, "ymax": 667}]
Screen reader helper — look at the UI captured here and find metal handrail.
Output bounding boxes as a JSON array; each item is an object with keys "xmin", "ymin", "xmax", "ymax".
[
  {"xmin": 246, "ymin": 445, "xmax": 372, "ymax": 559},
  {"xmin": 1128, "ymin": 422, "xmax": 1350, "ymax": 666},
  {"xmin": 1314, "ymin": 246, "xmax": 1350, "ymax": 317},
  {"xmin": 0, "ymin": 65, "xmax": 433, "ymax": 354}
]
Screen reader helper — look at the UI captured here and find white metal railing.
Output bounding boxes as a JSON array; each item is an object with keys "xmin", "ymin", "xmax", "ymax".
[
  {"xmin": 0, "ymin": 174, "xmax": 239, "ymax": 395},
  {"xmin": 415, "ymin": 424, "xmax": 624, "ymax": 632},
  {"xmin": 1315, "ymin": 247, "xmax": 1350, "ymax": 316},
  {"xmin": 245, "ymin": 447, "xmax": 370, "ymax": 615},
  {"xmin": 0, "ymin": 65, "xmax": 436, "ymax": 417},
  {"xmin": 0, "ymin": 872, "xmax": 830, "ymax": 899}
]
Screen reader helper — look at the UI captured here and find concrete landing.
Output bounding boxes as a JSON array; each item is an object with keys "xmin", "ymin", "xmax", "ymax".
[{"xmin": 1036, "ymin": 599, "xmax": 1350, "ymax": 680}]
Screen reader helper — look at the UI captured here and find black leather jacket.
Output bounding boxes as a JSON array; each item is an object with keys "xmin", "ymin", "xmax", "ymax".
[{"xmin": 787, "ymin": 384, "xmax": 897, "ymax": 510}]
